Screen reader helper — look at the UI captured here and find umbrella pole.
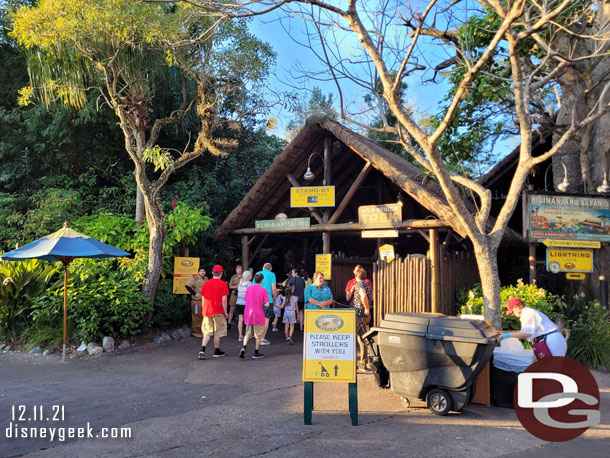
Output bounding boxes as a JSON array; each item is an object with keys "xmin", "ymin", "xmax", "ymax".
[{"xmin": 62, "ymin": 263, "xmax": 68, "ymax": 362}]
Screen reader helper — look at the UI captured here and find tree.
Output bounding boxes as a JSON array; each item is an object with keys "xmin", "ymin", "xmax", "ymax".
[
  {"xmin": 285, "ymin": 86, "xmax": 337, "ymax": 140},
  {"xmin": 11, "ymin": 0, "xmax": 275, "ymax": 305},
  {"xmin": 217, "ymin": 0, "xmax": 610, "ymax": 328}
]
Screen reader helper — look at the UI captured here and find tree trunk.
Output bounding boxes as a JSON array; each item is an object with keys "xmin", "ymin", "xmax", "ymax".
[
  {"xmin": 135, "ymin": 186, "xmax": 145, "ymax": 226},
  {"xmin": 473, "ymin": 240, "xmax": 502, "ymax": 330},
  {"xmin": 141, "ymin": 192, "xmax": 165, "ymax": 309}
]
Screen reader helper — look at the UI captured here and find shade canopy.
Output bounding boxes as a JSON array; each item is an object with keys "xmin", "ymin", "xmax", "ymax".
[{"xmin": 1, "ymin": 224, "xmax": 130, "ymax": 262}]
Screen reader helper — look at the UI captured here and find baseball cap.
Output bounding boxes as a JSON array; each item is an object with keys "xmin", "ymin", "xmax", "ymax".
[
  {"xmin": 506, "ymin": 297, "xmax": 523, "ymax": 316},
  {"xmin": 212, "ymin": 264, "xmax": 223, "ymax": 273}
]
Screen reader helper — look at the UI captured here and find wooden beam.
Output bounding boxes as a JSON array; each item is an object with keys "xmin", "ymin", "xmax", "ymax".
[
  {"xmin": 231, "ymin": 218, "xmax": 451, "ymax": 235},
  {"xmin": 250, "ymin": 234, "xmax": 270, "ymax": 265},
  {"xmin": 417, "ymin": 229, "xmax": 430, "ymax": 242},
  {"xmin": 328, "ymin": 161, "xmax": 372, "ymax": 225},
  {"xmin": 246, "ymin": 235, "xmax": 257, "ymax": 246},
  {"xmin": 430, "ymin": 228, "xmax": 440, "ymax": 313},
  {"xmin": 241, "ymin": 235, "xmax": 249, "ymax": 271},
  {"xmin": 443, "ymin": 229, "xmax": 453, "ymax": 246},
  {"xmin": 286, "ymin": 174, "xmax": 323, "ymax": 224}
]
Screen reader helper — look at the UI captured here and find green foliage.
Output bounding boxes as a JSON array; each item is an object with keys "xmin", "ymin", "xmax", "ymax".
[
  {"xmin": 152, "ymin": 278, "xmax": 189, "ymax": 329},
  {"xmin": 566, "ymin": 299, "xmax": 610, "ymax": 370},
  {"xmin": 31, "ymin": 259, "xmax": 151, "ymax": 343},
  {"xmin": 285, "ymin": 87, "xmax": 337, "ymax": 141},
  {"xmin": 458, "ymin": 279, "xmax": 564, "ymax": 330},
  {"xmin": 0, "ymin": 257, "xmax": 61, "ymax": 340}
]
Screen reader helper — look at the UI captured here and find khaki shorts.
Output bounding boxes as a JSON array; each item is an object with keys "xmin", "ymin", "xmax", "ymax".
[
  {"xmin": 202, "ymin": 314, "xmax": 227, "ymax": 337},
  {"xmin": 244, "ymin": 324, "xmax": 265, "ymax": 340}
]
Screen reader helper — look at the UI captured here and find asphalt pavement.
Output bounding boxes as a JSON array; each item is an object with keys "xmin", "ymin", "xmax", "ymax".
[{"xmin": 0, "ymin": 326, "xmax": 608, "ymax": 458}]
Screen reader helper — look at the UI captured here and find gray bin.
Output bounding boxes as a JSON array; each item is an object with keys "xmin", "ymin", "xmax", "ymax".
[{"xmin": 364, "ymin": 312, "xmax": 499, "ymax": 415}]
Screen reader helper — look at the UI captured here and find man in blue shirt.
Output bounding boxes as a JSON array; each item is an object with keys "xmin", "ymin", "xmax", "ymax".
[
  {"xmin": 304, "ymin": 272, "xmax": 333, "ymax": 309},
  {"xmin": 254, "ymin": 262, "xmax": 277, "ymax": 345}
]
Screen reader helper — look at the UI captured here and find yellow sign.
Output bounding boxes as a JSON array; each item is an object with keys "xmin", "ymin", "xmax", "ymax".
[
  {"xmin": 379, "ymin": 244, "xmax": 395, "ymax": 262},
  {"xmin": 315, "ymin": 254, "xmax": 332, "ymax": 280},
  {"xmin": 358, "ymin": 203, "xmax": 402, "ymax": 228},
  {"xmin": 361, "ymin": 229, "xmax": 399, "ymax": 238},
  {"xmin": 542, "ymin": 239, "xmax": 601, "ymax": 249},
  {"xmin": 173, "ymin": 257, "xmax": 199, "ymax": 294},
  {"xmin": 546, "ymin": 248, "xmax": 593, "ymax": 273},
  {"xmin": 290, "ymin": 186, "xmax": 335, "ymax": 208},
  {"xmin": 566, "ymin": 272, "xmax": 586, "ymax": 280},
  {"xmin": 303, "ymin": 309, "xmax": 356, "ymax": 383}
]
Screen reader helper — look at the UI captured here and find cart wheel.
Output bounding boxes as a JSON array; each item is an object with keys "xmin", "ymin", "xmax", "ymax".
[
  {"xmin": 426, "ymin": 389, "xmax": 452, "ymax": 416},
  {"xmin": 400, "ymin": 397, "xmax": 410, "ymax": 408}
]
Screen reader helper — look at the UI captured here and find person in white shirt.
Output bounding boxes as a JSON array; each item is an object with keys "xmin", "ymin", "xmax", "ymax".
[{"xmin": 500, "ymin": 297, "xmax": 567, "ymax": 359}]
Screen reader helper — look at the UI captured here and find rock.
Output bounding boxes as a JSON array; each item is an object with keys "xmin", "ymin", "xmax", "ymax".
[
  {"xmin": 77, "ymin": 341, "xmax": 87, "ymax": 353},
  {"xmin": 178, "ymin": 325, "xmax": 192, "ymax": 338},
  {"xmin": 0, "ymin": 343, "xmax": 5, "ymax": 351},
  {"xmin": 153, "ymin": 332, "xmax": 171, "ymax": 344},
  {"xmin": 118, "ymin": 339, "xmax": 131, "ymax": 351},
  {"xmin": 43, "ymin": 349, "xmax": 53, "ymax": 356},
  {"xmin": 87, "ymin": 342, "xmax": 103, "ymax": 356},
  {"xmin": 28, "ymin": 346, "xmax": 42, "ymax": 355},
  {"xmin": 171, "ymin": 330, "xmax": 182, "ymax": 341},
  {"xmin": 3, "ymin": 346, "xmax": 11, "ymax": 352},
  {"xmin": 102, "ymin": 336, "xmax": 115, "ymax": 353}
]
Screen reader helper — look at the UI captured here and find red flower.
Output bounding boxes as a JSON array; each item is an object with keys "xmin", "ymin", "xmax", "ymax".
[{"xmin": 203, "ymin": 201, "xmax": 207, "ymax": 205}]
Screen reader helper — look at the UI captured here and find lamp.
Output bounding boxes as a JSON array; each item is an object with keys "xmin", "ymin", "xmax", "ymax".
[
  {"xmin": 543, "ymin": 161, "xmax": 570, "ymax": 193},
  {"xmin": 303, "ymin": 152, "xmax": 324, "ymax": 181},
  {"xmin": 596, "ymin": 165, "xmax": 610, "ymax": 194}
]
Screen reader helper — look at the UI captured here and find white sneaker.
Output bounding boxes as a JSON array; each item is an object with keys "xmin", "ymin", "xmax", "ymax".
[
  {"xmin": 261, "ymin": 338, "xmax": 271, "ymax": 345},
  {"xmin": 272, "ymin": 327, "xmax": 279, "ymax": 332},
  {"xmin": 238, "ymin": 335, "xmax": 243, "ymax": 342}
]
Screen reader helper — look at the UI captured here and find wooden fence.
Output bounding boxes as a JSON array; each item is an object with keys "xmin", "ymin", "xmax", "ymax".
[{"xmin": 372, "ymin": 251, "xmax": 479, "ymax": 325}]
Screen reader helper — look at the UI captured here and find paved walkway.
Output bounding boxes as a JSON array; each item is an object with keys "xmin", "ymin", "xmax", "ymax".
[{"xmin": 1, "ymin": 327, "xmax": 608, "ymax": 457}]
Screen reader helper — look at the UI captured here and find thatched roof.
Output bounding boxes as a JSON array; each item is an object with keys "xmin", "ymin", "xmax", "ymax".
[{"xmin": 215, "ymin": 116, "xmax": 520, "ymax": 242}]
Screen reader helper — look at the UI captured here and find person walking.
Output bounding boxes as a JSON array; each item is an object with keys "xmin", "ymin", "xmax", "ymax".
[
  {"xmin": 351, "ymin": 268, "xmax": 373, "ymax": 371},
  {"xmin": 254, "ymin": 262, "xmax": 277, "ymax": 345},
  {"xmin": 227, "ymin": 265, "xmax": 243, "ymax": 327},
  {"xmin": 500, "ymin": 297, "xmax": 567, "ymax": 359},
  {"xmin": 235, "ymin": 269, "xmax": 253, "ymax": 342},
  {"xmin": 287, "ymin": 268, "xmax": 306, "ymax": 331},
  {"xmin": 198, "ymin": 265, "xmax": 229, "ymax": 360},
  {"xmin": 304, "ymin": 272, "xmax": 333, "ymax": 310},
  {"xmin": 241, "ymin": 272, "xmax": 268, "ymax": 359},
  {"xmin": 280, "ymin": 285, "xmax": 298, "ymax": 344},
  {"xmin": 185, "ymin": 267, "xmax": 208, "ymax": 338}
]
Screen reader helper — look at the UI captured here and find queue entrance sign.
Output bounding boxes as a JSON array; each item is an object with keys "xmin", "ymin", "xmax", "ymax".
[{"xmin": 303, "ymin": 309, "xmax": 358, "ymax": 425}]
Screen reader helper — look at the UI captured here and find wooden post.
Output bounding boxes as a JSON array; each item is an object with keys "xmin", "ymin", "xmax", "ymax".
[
  {"xmin": 241, "ymin": 235, "xmax": 249, "ymax": 271},
  {"xmin": 62, "ymin": 262, "xmax": 68, "ymax": 362},
  {"xmin": 322, "ymin": 232, "xmax": 331, "ymax": 255},
  {"xmin": 322, "ymin": 137, "xmax": 332, "ymax": 256},
  {"xmin": 528, "ymin": 243, "xmax": 536, "ymax": 284},
  {"xmin": 430, "ymin": 228, "xmax": 440, "ymax": 313}
]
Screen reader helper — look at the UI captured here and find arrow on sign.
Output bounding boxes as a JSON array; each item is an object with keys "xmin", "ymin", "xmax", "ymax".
[{"xmin": 334, "ymin": 365, "xmax": 339, "ymax": 377}]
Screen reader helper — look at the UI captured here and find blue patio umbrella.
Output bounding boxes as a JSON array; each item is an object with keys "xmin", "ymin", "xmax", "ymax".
[{"xmin": 1, "ymin": 222, "xmax": 130, "ymax": 361}]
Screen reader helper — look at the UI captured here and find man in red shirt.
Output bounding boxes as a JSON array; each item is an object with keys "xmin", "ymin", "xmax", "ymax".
[{"xmin": 199, "ymin": 265, "xmax": 229, "ymax": 360}]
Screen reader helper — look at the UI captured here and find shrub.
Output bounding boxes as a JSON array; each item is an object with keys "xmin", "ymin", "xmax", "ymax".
[
  {"xmin": 30, "ymin": 259, "xmax": 151, "ymax": 343},
  {"xmin": 566, "ymin": 299, "xmax": 610, "ymax": 370},
  {"xmin": 152, "ymin": 278, "xmax": 190, "ymax": 329},
  {"xmin": 458, "ymin": 279, "xmax": 564, "ymax": 331},
  {"xmin": 0, "ymin": 257, "xmax": 61, "ymax": 341}
]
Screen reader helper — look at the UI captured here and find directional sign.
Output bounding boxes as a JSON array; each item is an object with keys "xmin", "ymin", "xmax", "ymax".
[
  {"xmin": 546, "ymin": 248, "xmax": 593, "ymax": 273},
  {"xmin": 379, "ymin": 244, "xmax": 395, "ymax": 262},
  {"xmin": 173, "ymin": 257, "xmax": 199, "ymax": 294},
  {"xmin": 542, "ymin": 239, "xmax": 601, "ymax": 249},
  {"xmin": 255, "ymin": 217, "xmax": 310, "ymax": 232},
  {"xmin": 566, "ymin": 272, "xmax": 586, "ymax": 280},
  {"xmin": 315, "ymin": 254, "xmax": 332, "ymax": 280},
  {"xmin": 361, "ymin": 229, "xmax": 399, "ymax": 238},
  {"xmin": 303, "ymin": 309, "xmax": 356, "ymax": 383},
  {"xmin": 290, "ymin": 186, "xmax": 335, "ymax": 207}
]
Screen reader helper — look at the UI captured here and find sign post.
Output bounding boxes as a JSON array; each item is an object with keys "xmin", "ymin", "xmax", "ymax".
[
  {"xmin": 172, "ymin": 257, "xmax": 199, "ymax": 294},
  {"xmin": 303, "ymin": 309, "xmax": 357, "ymax": 425}
]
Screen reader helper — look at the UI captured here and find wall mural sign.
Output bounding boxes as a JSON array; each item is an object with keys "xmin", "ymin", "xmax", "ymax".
[{"xmin": 525, "ymin": 193, "xmax": 610, "ymax": 242}]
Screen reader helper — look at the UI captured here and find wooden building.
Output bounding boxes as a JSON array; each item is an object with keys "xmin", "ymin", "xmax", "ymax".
[{"xmin": 215, "ymin": 116, "xmax": 487, "ymax": 319}]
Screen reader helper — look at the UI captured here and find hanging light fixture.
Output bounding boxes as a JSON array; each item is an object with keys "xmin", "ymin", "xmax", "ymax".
[
  {"xmin": 556, "ymin": 162, "xmax": 570, "ymax": 192},
  {"xmin": 303, "ymin": 152, "xmax": 324, "ymax": 181}
]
